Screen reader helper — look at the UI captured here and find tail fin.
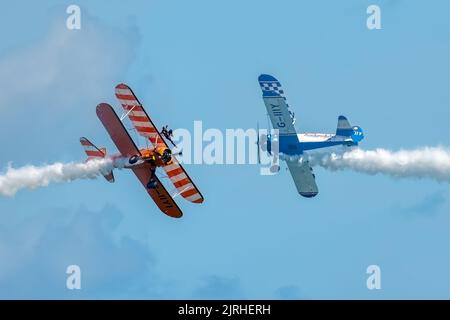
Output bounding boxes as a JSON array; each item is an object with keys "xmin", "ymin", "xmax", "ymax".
[
  {"xmin": 336, "ymin": 116, "xmax": 353, "ymax": 137},
  {"xmin": 79, "ymin": 137, "xmax": 115, "ymax": 183},
  {"xmin": 335, "ymin": 116, "xmax": 364, "ymax": 145}
]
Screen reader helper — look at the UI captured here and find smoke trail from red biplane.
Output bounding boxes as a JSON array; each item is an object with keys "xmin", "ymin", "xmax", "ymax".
[
  {"xmin": 2, "ymin": 147, "xmax": 450, "ymax": 198},
  {"xmin": 307, "ymin": 147, "xmax": 450, "ymax": 182},
  {"xmin": 0, "ymin": 158, "xmax": 114, "ymax": 197}
]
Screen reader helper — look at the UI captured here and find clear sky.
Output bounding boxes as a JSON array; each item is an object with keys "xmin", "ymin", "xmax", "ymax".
[{"xmin": 1, "ymin": 0, "xmax": 450, "ymax": 299}]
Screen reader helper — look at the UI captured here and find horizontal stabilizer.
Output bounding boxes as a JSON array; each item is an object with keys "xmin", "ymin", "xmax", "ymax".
[{"xmin": 79, "ymin": 137, "xmax": 114, "ymax": 183}]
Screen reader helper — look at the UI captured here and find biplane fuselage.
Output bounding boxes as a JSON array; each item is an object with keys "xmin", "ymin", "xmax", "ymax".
[
  {"xmin": 139, "ymin": 147, "xmax": 172, "ymax": 167},
  {"xmin": 102, "ymin": 147, "xmax": 173, "ymax": 170}
]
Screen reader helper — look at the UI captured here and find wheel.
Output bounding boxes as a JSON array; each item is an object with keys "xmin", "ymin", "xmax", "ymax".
[
  {"xmin": 129, "ymin": 155, "xmax": 139, "ymax": 164},
  {"xmin": 147, "ymin": 180, "xmax": 157, "ymax": 189},
  {"xmin": 270, "ymin": 164, "xmax": 280, "ymax": 173}
]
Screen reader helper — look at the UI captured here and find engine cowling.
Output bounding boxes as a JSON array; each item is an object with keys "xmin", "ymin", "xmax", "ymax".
[
  {"xmin": 351, "ymin": 126, "xmax": 364, "ymax": 143},
  {"xmin": 154, "ymin": 147, "xmax": 172, "ymax": 164},
  {"xmin": 267, "ymin": 134, "xmax": 272, "ymax": 155},
  {"xmin": 161, "ymin": 148, "xmax": 172, "ymax": 164},
  {"xmin": 259, "ymin": 134, "xmax": 273, "ymax": 155}
]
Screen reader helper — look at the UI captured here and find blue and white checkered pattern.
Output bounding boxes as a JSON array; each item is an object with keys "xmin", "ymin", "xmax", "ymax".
[
  {"xmin": 259, "ymin": 81, "xmax": 285, "ymax": 97},
  {"xmin": 258, "ymin": 74, "xmax": 296, "ymax": 125}
]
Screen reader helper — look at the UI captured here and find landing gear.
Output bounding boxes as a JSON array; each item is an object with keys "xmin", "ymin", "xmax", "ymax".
[
  {"xmin": 147, "ymin": 167, "xmax": 157, "ymax": 189},
  {"xmin": 147, "ymin": 180, "xmax": 157, "ymax": 189},
  {"xmin": 270, "ymin": 164, "xmax": 280, "ymax": 173},
  {"xmin": 129, "ymin": 155, "xmax": 140, "ymax": 164}
]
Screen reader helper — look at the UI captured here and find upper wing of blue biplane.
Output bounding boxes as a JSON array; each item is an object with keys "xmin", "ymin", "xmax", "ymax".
[{"xmin": 258, "ymin": 74, "xmax": 298, "ymax": 136}]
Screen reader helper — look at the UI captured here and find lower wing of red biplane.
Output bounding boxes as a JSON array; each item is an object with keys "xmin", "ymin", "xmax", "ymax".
[{"xmin": 89, "ymin": 85, "xmax": 204, "ymax": 219}]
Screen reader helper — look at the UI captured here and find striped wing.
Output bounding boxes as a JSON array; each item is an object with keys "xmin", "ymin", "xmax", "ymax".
[
  {"xmin": 115, "ymin": 83, "xmax": 165, "ymax": 148},
  {"xmin": 162, "ymin": 162, "xmax": 204, "ymax": 203},
  {"xmin": 96, "ymin": 103, "xmax": 183, "ymax": 218},
  {"xmin": 114, "ymin": 84, "xmax": 204, "ymax": 204}
]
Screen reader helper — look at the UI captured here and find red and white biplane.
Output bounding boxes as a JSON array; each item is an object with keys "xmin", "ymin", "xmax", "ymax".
[{"xmin": 80, "ymin": 84, "xmax": 203, "ymax": 218}]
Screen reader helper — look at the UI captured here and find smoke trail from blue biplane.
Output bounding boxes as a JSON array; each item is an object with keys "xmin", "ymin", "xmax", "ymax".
[
  {"xmin": 1, "ymin": 147, "xmax": 450, "ymax": 197},
  {"xmin": 307, "ymin": 147, "xmax": 450, "ymax": 182},
  {"xmin": 0, "ymin": 159, "xmax": 115, "ymax": 197}
]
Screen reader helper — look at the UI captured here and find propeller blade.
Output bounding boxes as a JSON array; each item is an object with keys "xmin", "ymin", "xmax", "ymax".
[{"xmin": 256, "ymin": 122, "xmax": 261, "ymax": 164}]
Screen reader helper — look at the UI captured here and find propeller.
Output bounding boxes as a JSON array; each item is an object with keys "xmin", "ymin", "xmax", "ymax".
[{"xmin": 256, "ymin": 122, "xmax": 261, "ymax": 164}]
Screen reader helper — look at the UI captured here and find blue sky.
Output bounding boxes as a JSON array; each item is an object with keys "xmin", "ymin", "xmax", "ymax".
[{"xmin": 1, "ymin": 0, "xmax": 450, "ymax": 299}]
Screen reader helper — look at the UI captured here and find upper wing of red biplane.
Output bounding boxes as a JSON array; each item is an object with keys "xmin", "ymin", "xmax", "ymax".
[
  {"xmin": 115, "ymin": 84, "xmax": 204, "ymax": 204},
  {"xmin": 96, "ymin": 103, "xmax": 183, "ymax": 218}
]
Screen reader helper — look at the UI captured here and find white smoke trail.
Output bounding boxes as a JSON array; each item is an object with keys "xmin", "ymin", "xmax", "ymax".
[
  {"xmin": 306, "ymin": 147, "xmax": 450, "ymax": 182},
  {"xmin": 0, "ymin": 158, "xmax": 114, "ymax": 197}
]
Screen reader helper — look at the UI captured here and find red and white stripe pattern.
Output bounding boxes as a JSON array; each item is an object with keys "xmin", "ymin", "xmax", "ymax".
[
  {"xmin": 114, "ymin": 83, "xmax": 203, "ymax": 204},
  {"xmin": 115, "ymin": 83, "xmax": 164, "ymax": 148},
  {"xmin": 80, "ymin": 137, "xmax": 105, "ymax": 160},
  {"xmin": 163, "ymin": 162, "xmax": 203, "ymax": 203}
]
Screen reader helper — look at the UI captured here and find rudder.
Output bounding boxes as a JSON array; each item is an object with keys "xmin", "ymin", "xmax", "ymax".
[{"xmin": 336, "ymin": 116, "xmax": 353, "ymax": 136}]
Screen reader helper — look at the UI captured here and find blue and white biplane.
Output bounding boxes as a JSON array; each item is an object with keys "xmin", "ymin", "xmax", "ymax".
[{"xmin": 258, "ymin": 74, "xmax": 364, "ymax": 198}]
